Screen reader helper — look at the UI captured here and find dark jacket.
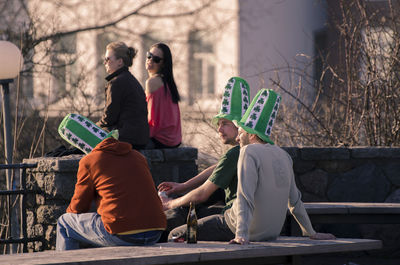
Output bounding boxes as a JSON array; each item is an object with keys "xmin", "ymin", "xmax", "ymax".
[{"xmin": 97, "ymin": 67, "xmax": 149, "ymax": 147}]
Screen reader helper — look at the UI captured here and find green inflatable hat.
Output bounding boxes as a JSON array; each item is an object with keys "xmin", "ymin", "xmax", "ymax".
[
  {"xmin": 58, "ymin": 113, "xmax": 118, "ymax": 154},
  {"xmin": 212, "ymin": 77, "xmax": 250, "ymax": 125},
  {"xmin": 235, "ymin": 89, "xmax": 281, "ymax": 145}
]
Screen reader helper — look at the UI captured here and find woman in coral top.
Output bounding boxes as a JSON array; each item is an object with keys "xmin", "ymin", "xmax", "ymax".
[{"xmin": 145, "ymin": 43, "xmax": 182, "ymax": 149}]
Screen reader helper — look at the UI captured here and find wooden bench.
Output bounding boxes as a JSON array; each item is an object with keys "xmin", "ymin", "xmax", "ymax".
[
  {"xmin": 290, "ymin": 202, "xmax": 400, "ymax": 235},
  {"xmin": 0, "ymin": 237, "xmax": 381, "ymax": 265}
]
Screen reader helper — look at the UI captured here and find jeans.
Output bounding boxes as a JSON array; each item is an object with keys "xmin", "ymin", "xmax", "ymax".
[
  {"xmin": 168, "ymin": 214, "xmax": 234, "ymax": 241},
  {"xmin": 158, "ymin": 204, "xmax": 224, "ymax": 242},
  {"xmin": 56, "ymin": 212, "xmax": 162, "ymax": 251}
]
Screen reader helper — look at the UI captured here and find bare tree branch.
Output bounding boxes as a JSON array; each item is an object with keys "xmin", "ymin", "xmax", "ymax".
[{"xmin": 32, "ymin": 0, "xmax": 214, "ymax": 46}]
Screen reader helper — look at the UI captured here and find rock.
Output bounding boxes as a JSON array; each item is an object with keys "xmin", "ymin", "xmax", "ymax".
[
  {"xmin": 300, "ymin": 191, "xmax": 328, "ymax": 202},
  {"xmin": 298, "ymin": 169, "xmax": 329, "ymax": 198},
  {"xmin": 317, "ymin": 160, "xmax": 353, "ymax": 173},
  {"xmin": 34, "ymin": 224, "xmax": 44, "ymax": 237},
  {"xmin": 327, "ymin": 164, "xmax": 390, "ymax": 202},
  {"xmin": 385, "ymin": 189, "xmax": 400, "ymax": 203},
  {"xmin": 43, "ymin": 173, "xmax": 76, "ymax": 200},
  {"xmin": 293, "ymin": 160, "xmax": 316, "ymax": 175},
  {"xmin": 162, "ymin": 147, "xmax": 198, "ymax": 161},
  {"xmin": 383, "ymin": 163, "xmax": 400, "ymax": 187},
  {"xmin": 37, "ymin": 205, "xmax": 66, "ymax": 224},
  {"xmin": 45, "ymin": 225, "xmax": 56, "ymax": 250}
]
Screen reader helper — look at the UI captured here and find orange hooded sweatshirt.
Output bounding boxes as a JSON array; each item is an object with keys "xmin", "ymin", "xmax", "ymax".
[{"xmin": 67, "ymin": 137, "xmax": 166, "ymax": 234}]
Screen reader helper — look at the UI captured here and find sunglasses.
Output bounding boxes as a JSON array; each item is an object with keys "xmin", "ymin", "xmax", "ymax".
[
  {"xmin": 104, "ymin": 56, "xmax": 113, "ymax": 63},
  {"xmin": 146, "ymin": 51, "xmax": 163, "ymax": 64}
]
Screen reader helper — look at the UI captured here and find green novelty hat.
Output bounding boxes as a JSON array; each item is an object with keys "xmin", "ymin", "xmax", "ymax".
[
  {"xmin": 235, "ymin": 89, "xmax": 281, "ymax": 145},
  {"xmin": 58, "ymin": 113, "xmax": 118, "ymax": 154},
  {"xmin": 212, "ymin": 77, "xmax": 250, "ymax": 125}
]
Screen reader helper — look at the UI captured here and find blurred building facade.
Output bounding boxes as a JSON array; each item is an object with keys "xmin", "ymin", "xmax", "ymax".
[{"xmin": 19, "ymin": 0, "xmax": 326, "ymax": 114}]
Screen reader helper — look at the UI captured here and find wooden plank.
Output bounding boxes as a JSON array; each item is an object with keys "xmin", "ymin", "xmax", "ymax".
[
  {"xmin": 304, "ymin": 202, "xmax": 400, "ymax": 215},
  {"xmin": 0, "ymin": 237, "xmax": 381, "ymax": 265},
  {"xmin": 302, "ymin": 203, "xmax": 400, "ymax": 223},
  {"xmin": 290, "ymin": 202, "xmax": 400, "ymax": 236},
  {"xmin": 309, "ymin": 214, "xmax": 400, "ymax": 224},
  {"xmin": 304, "ymin": 203, "xmax": 349, "ymax": 214}
]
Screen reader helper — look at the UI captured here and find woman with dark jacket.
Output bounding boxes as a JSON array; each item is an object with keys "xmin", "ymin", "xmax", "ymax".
[{"xmin": 97, "ymin": 41, "xmax": 149, "ymax": 150}]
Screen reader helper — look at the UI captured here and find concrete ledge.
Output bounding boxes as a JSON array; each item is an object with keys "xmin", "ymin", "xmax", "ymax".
[
  {"xmin": 351, "ymin": 147, "xmax": 400, "ymax": 158},
  {"xmin": 0, "ymin": 237, "xmax": 382, "ymax": 265},
  {"xmin": 299, "ymin": 147, "xmax": 350, "ymax": 160},
  {"xmin": 23, "ymin": 155, "xmax": 82, "ymax": 172}
]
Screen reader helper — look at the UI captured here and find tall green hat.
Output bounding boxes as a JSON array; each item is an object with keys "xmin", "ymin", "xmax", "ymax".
[
  {"xmin": 235, "ymin": 89, "xmax": 281, "ymax": 145},
  {"xmin": 58, "ymin": 113, "xmax": 118, "ymax": 154},
  {"xmin": 212, "ymin": 77, "xmax": 250, "ymax": 125}
]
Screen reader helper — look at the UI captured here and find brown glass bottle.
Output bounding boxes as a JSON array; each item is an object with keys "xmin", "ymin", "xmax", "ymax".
[{"xmin": 186, "ymin": 202, "xmax": 198, "ymax": 243}]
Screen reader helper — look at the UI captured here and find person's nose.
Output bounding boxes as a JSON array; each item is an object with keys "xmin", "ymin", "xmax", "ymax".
[
  {"xmin": 218, "ymin": 125, "xmax": 223, "ymax": 133},
  {"xmin": 235, "ymin": 135, "xmax": 240, "ymax": 143}
]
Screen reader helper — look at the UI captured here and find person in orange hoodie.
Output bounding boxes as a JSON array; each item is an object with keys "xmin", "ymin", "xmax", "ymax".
[{"xmin": 56, "ymin": 137, "xmax": 166, "ymax": 250}]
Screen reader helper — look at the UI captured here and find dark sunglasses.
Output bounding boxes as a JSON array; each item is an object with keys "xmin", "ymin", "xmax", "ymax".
[
  {"xmin": 103, "ymin": 57, "xmax": 112, "ymax": 63},
  {"xmin": 146, "ymin": 51, "xmax": 163, "ymax": 64}
]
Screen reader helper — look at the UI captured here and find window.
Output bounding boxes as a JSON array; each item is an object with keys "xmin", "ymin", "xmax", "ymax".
[
  {"xmin": 51, "ymin": 33, "xmax": 77, "ymax": 101},
  {"xmin": 360, "ymin": 26, "xmax": 395, "ymax": 83},
  {"xmin": 188, "ymin": 31, "xmax": 215, "ymax": 104}
]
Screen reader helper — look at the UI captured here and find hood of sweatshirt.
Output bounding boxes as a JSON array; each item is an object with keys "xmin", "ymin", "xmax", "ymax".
[{"xmin": 92, "ymin": 137, "xmax": 132, "ymax": 156}]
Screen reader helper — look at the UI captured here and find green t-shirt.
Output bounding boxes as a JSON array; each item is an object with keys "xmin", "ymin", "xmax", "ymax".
[{"xmin": 208, "ymin": 145, "xmax": 240, "ymax": 210}]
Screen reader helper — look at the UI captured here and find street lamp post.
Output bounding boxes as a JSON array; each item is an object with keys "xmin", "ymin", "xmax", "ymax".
[
  {"xmin": 0, "ymin": 41, "xmax": 24, "ymax": 189},
  {"xmin": 0, "ymin": 41, "xmax": 24, "ymax": 254}
]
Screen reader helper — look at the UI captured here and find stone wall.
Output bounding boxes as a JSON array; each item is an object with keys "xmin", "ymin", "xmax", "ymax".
[
  {"xmin": 22, "ymin": 147, "xmax": 197, "ymax": 252},
  {"xmin": 22, "ymin": 146, "xmax": 400, "ymax": 255},
  {"xmin": 285, "ymin": 146, "xmax": 400, "ymax": 258},
  {"xmin": 287, "ymin": 147, "xmax": 400, "ymax": 203}
]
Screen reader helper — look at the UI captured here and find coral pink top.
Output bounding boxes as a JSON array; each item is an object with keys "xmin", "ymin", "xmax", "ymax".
[{"xmin": 146, "ymin": 85, "xmax": 182, "ymax": 147}]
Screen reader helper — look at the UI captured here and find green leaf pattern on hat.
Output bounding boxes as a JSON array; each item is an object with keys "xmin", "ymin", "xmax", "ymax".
[
  {"xmin": 220, "ymin": 78, "xmax": 235, "ymax": 114},
  {"xmin": 244, "ymin": 90, "xmax": 269, "ymax": 129},
  {"xmin": 238, "ymin": 88, "xmax": 281, "ymax": 144},
  {"xmin": 58, "ymin": 114, "xmax": 110, "ymax": 154},
  {"xmin": 60, "ymin": 127, "xmax": 93, "ymax": 153},
  {"xmin": 240, "ymin": 81, "xmax": 250, "ymax": 117},
  {"xmin": 212, "ymin": 77, "xmax": 250, "ymax": 125},
  {"xmin": 265, "ymin": 96, "xmax": 281, "ymax": 136},
  {"xmin": 69, "ymin": 114, "xmax": 107, "ymax": 139}
]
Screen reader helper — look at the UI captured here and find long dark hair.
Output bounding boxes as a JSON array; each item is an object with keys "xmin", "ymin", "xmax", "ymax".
[{"xmin": 152, "ymin": 43, "xmax": 180, "ymax": 103}]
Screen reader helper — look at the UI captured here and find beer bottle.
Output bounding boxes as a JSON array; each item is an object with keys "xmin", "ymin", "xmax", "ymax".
[{"xmin": 186, "ymin": 202, "xmax": 198, "ymax": 243}]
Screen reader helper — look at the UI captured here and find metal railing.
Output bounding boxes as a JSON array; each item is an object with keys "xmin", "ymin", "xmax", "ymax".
[{"xmin": 0, "ymin": 163, "xmax": 42, "ymax": 253}]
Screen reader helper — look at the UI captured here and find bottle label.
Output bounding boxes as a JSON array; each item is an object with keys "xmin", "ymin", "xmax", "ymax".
[
  {"xmin": 187, "ymin": 226, "xmax": 197, "ymax": 243},
  {"xmin": 186, "ymin": 203, "xmax": 197, "ymax": 243}
]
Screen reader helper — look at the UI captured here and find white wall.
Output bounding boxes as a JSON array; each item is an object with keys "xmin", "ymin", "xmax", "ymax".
[{"xmin": 238, "ymin": 0, "xmax": 327, "ymax": 102}]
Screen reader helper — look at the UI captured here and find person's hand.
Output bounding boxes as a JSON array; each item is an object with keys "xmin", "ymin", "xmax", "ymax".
[
  {"xmin": 310, "ymin": 232, "xmax": 336, "ymax": 240},
  {"xmin": 157, "ymin": 182, "xmax": 184, "ymax": 196},
  {"xmin": 229, "ymin": 237, "xmax": 249, "ymax": 245}
]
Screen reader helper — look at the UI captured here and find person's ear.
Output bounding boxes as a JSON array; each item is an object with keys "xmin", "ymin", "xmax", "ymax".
[
  {"xmin": 117, "ymin": 58, "xmax": 124, "ymax": 67},
  {"xmin": 249, "ymin": 133, "xmax": 258, "ymax": 143}
]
